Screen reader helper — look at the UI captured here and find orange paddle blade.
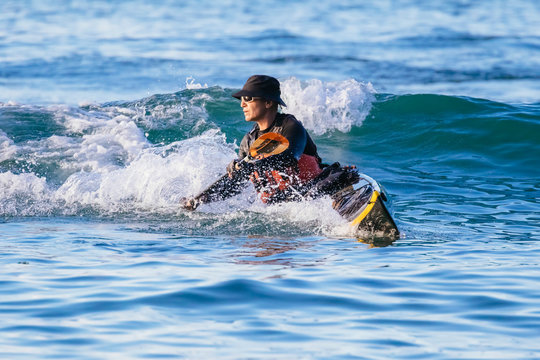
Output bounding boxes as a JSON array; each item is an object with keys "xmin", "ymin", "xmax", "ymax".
[{"xmin": 249, "ymin": 132, "xmax": 289, "ymax": 159}]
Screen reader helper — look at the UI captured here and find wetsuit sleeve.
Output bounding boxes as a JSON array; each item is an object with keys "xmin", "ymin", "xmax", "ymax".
[
  {"xmin": 195, "ymin": 132, "xmax": 255, "ymax": 206},
  {"xmin": 237, "ymin": 133, "xmax": 251, "ymax": 160},
  {"xmin": 194, "ymin": 170, "xmax": 249, "ymax": 204}
]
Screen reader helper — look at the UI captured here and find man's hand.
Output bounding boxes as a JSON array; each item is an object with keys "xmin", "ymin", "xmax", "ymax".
[
  {"xmin": 227, "ymin": 159, "xmax": 242, "ymax": 178},
  {"xmin": 181, "ymin": 197, "xmax": 200, "ymax": 211}
]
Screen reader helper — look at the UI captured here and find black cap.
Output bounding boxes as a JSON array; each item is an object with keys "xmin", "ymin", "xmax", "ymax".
[{"xmin": 232, "ymin": 75, "xmax": 286, "ymax": 107}]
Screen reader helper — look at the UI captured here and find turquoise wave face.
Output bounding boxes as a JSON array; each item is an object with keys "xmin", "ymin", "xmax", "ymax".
[
  {"xmin": 358, "ymin": 94, "xmax": 540, "ymax": 177},
  {"xmin": 2, "ymin": 87, "xmax": 539, "ymax": 179},
  {"xmin": 3, "ymin": 87, "xmax": 537, "ymax": 184}
]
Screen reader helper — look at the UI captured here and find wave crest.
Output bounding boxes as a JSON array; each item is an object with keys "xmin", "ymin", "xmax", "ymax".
[{"xmin": 281, "ymin": 77, "xmax": 376, "ymax": 135}]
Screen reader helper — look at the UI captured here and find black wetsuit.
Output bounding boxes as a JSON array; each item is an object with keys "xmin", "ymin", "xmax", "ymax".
[
  {"xmin": 238, "ymin": 113, "xmax": 321, "ymax": 164},
  {"xmin": 193, "ymin": 113, "xmax": 322, "ymax": 205}
]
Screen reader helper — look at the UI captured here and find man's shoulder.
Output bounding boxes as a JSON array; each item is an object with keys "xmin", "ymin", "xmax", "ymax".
[
  {"xmin": 278, "ymin": 112, "xmax": 297, "ymax": 121},
  {"xmin": 276, "ymin": 113, "xmax": 302, "ymax": 127}
]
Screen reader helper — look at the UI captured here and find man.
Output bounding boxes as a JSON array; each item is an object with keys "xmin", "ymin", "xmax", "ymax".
[{"xmin": 182, "ymin": 75, "xmax": 325, "ymax": 210}]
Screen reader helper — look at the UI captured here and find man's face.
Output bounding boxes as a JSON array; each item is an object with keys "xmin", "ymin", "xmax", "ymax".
[{"xmin": 241, "ymin": 97, "xmax": 268, "ymax": 122}]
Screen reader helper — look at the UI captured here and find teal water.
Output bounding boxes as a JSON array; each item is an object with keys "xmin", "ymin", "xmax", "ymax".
[{"xmin": 2, "ymin": 1, "xmax": 540, "ymax": 359}]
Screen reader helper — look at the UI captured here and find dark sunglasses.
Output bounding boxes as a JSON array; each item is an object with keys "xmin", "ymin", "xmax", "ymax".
[{"xmin": 241, "ymin": 96, "xmax": 261, "ymax": 103}]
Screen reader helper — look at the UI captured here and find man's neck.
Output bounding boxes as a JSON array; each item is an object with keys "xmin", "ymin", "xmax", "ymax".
[{"xmin": 256, "ymin": 111, "xmax": 278, "ymax": 131}]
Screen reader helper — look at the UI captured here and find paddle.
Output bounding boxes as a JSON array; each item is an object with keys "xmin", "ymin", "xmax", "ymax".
[{"xmin": 182, "ymin": 132, "xmax": 290, "ymax": 210}]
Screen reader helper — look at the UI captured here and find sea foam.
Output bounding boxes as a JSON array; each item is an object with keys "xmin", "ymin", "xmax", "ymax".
[
  {"xmin": 281, "ymin": 77, "xmax": 376, "ymax": 135},
  {"xmin": 55, "ymin": 129, "xmax": 237, "ymax": 211},
  {"xmin": 0, "ymin": 130, "xmax": 17, "ymax": 162}
]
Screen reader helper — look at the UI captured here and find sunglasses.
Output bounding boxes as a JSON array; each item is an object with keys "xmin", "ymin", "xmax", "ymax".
[{"xmin": 241, "ymin": 96, "xmax": 261, "ymax": 103}]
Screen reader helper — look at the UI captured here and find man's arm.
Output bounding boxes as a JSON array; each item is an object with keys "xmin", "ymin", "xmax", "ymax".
[
  {"xmin": 279, "ymin": 116, "xmax": 307, "ymax": 160},
  {"xmin": 181, "ymin": 169, "xmax": 250, "ymax": 210}
]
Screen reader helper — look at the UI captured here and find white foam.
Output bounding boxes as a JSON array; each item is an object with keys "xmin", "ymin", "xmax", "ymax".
[
  {"xmin": 259, "ymin": 197, "xmax": 352, "ymax": 237},
  {"xmin": 280, "ymin": 77, "xmax": 376, "ymax": 135},
  {"xmin": 0, "ymin": 130, "xmax": 18, "ymax": 162},
  {"xmin": 56, "ymin": 130, "xmax": 237, "ymax": 210},
  {"xmin": 0, "ymin": 172, "xmax": 54, "ymax": 216},
  {"xmin": 52, "ymin": 109, "xmax": 151, "ymax": 173},
  {"xmin": 110, "ymin": 96, "xmax": 210, "ymax": 134},
  {"xmin": 0, "ymin": 101, "xmax": 237, "ymax": 215},
  {"xmin": 185, "ymin": 77, "xmax": 208, "ymax": 90},
  {"xmin": 0, "ymin": 101, "xmax": 20, "ymax": 107}
]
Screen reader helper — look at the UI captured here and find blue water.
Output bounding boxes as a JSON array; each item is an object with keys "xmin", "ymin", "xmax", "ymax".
[{"xmin": 1, "ymin": 1, "xmax": 540, "ymax": 359}]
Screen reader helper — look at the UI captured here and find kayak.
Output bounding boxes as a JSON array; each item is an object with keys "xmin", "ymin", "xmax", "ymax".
[
  {"xmin": 330, "ymin": 173, "xmax": 399, "ymax": 241},
  {"xmin": 182, "ymin": 132, "xmax": 399, "ymax": 242}
]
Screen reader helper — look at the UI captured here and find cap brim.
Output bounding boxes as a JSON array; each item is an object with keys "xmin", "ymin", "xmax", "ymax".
[
  {"xmin": 231, "ymin": 89, "xmax": 253, "ymax": 99},
  {"xmin": 232, "ymin": 90, "xmax": 286, "ymax": 107}
]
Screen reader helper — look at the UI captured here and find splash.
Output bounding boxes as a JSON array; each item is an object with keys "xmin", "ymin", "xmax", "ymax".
[
  {"xmin": 280, "ymin": 77, "xmax": 376, "ymax": 135},
  {"xmin": 0, "ymin": 98, "xmax": 237, "ymax": 216},
  {"xmin": 185, "ymin": 76, "xmax": 208, "ymax": 90},
  {"xmin": 0, "ymin": 130, "xmax": 17, "ymax": 162},
  {"xmin": 259, "ymin": 197, "xmax": 352, "ymax": 237},
  {"xmin": 0, "ymin": 172, "xmax": 54, "ymax": 216},
  {"xmin": 54, "ymin": 129, "xmax": 238, "ymax": 212}
]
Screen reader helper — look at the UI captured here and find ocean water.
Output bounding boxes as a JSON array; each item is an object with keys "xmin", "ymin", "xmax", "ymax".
[{"xmin": 1, "ymin": 1, "xmax": 540, "ymax": 359}]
